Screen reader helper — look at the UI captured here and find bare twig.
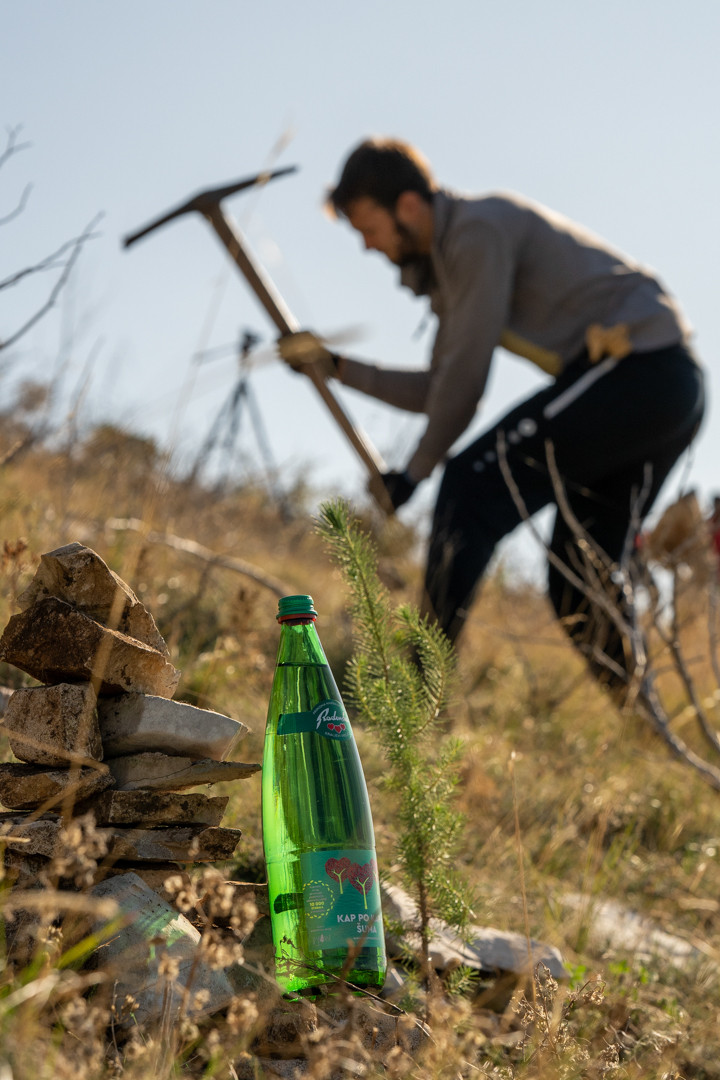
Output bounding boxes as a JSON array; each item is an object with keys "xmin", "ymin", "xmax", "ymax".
[
  {"xmin": 104, "ymin": 516, "xmax": 289, "ymax": 597},
  {"xmin": 630, "ymin": 679, "xmax": 720, "ymax": 790},
  {"xmin": 648, "ymin": 568, "xmax": 720, "ymax": 757},
  {"xmin": 0, "ymin": 125, "xmax": 31, "ymax": 172},
  {"xmin": 496, "ymin": 433, "xmax": 635, "ymax": 654},
  {"xmin": 0, "ymin": 230, "xmax": 101, "ymax": 293},
  {"xmin": 0, "ymin": 127, "xmax": 33, "ymax": 225},
  {"xmin": 496, "ymin": 431, "xmax": 720, "ymax": 791},
  {"xmin": 708, "ymin": 573, "xmax": 720, "ymax": 690},
  {"xmin": 0, "ymin": 182, "xmax": 32, "ymax": 227},
  {"xmin": 0, "ymin": 213, "xmax": 103, "ymax": 351},
  {"xmin": 0, "ymin": 432, "xmax": 38, "ymax": 468}
]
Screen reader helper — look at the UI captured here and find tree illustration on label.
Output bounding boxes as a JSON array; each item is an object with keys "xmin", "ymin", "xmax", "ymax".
[
  {"xmin": 325, "ymin": 856, "xmax": 352, "ymax": 894},
  {"xmin": 348, "ymin": 860, "xmax": 377, "ymax": 910}
]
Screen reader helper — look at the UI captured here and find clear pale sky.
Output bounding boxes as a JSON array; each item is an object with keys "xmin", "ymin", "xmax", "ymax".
[{"xmin": 3, "ymin": 2, "xmax": 719, "ymax": 575}]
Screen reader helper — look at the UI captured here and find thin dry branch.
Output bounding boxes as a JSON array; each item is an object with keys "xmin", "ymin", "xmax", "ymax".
[
  {"xmin": 0, "ymin": 126, "xmax": 33, "ymax": 226},
  {"xmin": 650, "ymin": 568, "xmax": 720, "ymax": 757},
  {"xmin": 0, "ymin": 125, "xmax": 31, "ymax": 170},
  {"xmin": 496, "ymin": 431, "xmax": 720, "ymax": 791},
  {"xmin": 630, "ymin": 680, "xmax": 720, "ymax": 790},
  {"xmin": 496, "ymin": 432, "xmax": 635, "ymax": 654},
  {"xmin": 105, "ymin": 516, "xmax": 289, "ymax": 597},
  {"xmin": 0, "ymin": 182, "xmax": 32, "ymax": 227},
  {"xmin": 0, "ymin": 213, "xmax": 103, "ymax": 351},
  {"xmin": 0, "ymin": 230, "xmax": 100, "ymax": 293},
  {"xmin": 708, "ymin": 574, "xmax": 720, "ymax": 690}
]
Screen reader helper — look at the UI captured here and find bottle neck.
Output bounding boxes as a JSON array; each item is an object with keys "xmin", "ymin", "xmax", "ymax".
[{"xmin": 276, "ymin": 617, "xmax": 328, "ymax": 666}]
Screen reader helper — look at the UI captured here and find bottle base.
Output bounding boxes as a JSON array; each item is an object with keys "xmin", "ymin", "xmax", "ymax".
[{"xmin": 281, "ymin": 977, "xmax": 385, "ymax": 1002}]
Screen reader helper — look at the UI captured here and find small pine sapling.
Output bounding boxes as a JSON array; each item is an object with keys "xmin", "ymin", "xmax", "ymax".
[{"xmin": 317, "ymin": 499, "xmax": 475, "ymax": 994}]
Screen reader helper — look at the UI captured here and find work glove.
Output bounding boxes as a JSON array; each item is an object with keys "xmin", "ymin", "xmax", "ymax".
[
  {"xmin": 380, "ymin": 469, "xmax": 417, "ymax": 511},
  {"xmin": 277, "ymin": 330, "xmax": 341, "ymax": 378}
]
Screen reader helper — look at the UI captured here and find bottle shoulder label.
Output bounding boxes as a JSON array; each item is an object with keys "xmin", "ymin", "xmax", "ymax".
[{"xmin": 277, "ymin": 699, "xmax": 352, "ymax": 739}]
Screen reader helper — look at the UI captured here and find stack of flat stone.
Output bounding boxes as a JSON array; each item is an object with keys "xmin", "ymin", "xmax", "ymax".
[{"xmin": 0, "ymin": 542, "xmax": 260, "ymax": 892}]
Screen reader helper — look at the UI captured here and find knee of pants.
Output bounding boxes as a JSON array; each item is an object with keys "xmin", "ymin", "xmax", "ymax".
[{"xmin": 433, "ymin": 454, "xmax": 524, "ymax": 546}]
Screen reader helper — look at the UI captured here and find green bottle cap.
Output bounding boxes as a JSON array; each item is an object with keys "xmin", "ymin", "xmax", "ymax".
[{"xmin": 277, "ymin": 594, "xmax": 318, "ymax": 621}]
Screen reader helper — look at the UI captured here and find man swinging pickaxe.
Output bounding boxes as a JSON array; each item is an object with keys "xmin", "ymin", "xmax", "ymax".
[{"xmin": 123, "ymin": 168, "xmax": 393, "ymax": 513}]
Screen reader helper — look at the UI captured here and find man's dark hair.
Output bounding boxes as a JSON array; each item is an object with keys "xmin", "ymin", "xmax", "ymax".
[{"xmin": 326, "ymin": 137, "xmax": 436, "ymax": 217}]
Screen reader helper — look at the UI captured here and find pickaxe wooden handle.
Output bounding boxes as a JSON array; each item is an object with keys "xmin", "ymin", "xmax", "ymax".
[{"xmin": 124, "ymin": 169, "xmax": 392, "ymax": 513}]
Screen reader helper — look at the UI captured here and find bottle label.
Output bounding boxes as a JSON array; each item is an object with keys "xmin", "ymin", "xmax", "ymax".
[
  {"xmin": 299, "ymin": 848, "xmax": 383, "ymax": 951},
  {"xmin": 277, "ymin": 699, "xmax": 352, "ymax": 740}
]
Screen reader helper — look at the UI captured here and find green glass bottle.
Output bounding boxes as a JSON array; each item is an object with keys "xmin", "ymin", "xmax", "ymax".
[{"xmin": 262, "ymin": 594, "xmax": 387, "ymax": 997}]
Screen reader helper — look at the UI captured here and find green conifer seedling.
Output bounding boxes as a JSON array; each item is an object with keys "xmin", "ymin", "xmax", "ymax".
[{"xmin": 317, "ymin": 500, "xmax": 475, "ymax": 993}]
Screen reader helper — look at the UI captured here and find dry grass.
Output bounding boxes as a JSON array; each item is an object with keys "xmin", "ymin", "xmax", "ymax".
[{"xmin": 0, "ymin": 421, "xmax": 719, "ymax": 1078}]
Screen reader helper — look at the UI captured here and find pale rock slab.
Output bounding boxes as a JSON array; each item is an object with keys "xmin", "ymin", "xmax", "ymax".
[
  {"xmin": 0, "ymin": 597, "xmax": 180, "ymax": 697},
  {"xmin": 0, "ymin": 760, "xmax": 113, "ymax": 810},
  {"xmin": 97, "ymin": 693, "xmax": 247, "ymax": 759},
  {"xmin": 90, "ymin": 873, "xmax": 235, "ymax": 1027},
  {"xmin": 2, "ymin": 683, "xmax": 103, "ymax": 766},
  {"xmin": 106, "ymin": 824, "xmax": 242, "ymax": 863},
  {"xmin": 77, "ymin": 788, "xmax": 228, "ymax": 827},
  {"xmin": 107, "ymin": 752, "xmax": 261, "ymax": 791},
  {"xmin": 381, "ymin": 880, "xmax": 568, "ymax": 980},
  {"xmin": 0, "ymin": 814, "xmax": 242, "ymax": 863},
  {"xmin": 4, "ymin": 854, "xmax": 187, "ymax": 899},
  {"xmin": 100, "ymin": 863, "xmax": 189, "ymax": 899},
  {"xmin": 561, "ymin": 892, "xmax": 711, "ymax": 973},
  {"xmin": 18, "ymin": 542, "xmax": 169, "ymax": 655}
]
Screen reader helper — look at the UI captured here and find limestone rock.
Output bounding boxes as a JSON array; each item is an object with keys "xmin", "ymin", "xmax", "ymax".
[
  {"xmin": 381, "ymin": 880, "xmax": 567, "ymax": 979},
  {"xmin": 18, "ymin": 542, "xmax": 169, "ymax": 655},
  {"xmin": 100, "ymin": 863, "xmax": 189, "ymax": 899},
  {"xmin": 90, "ymin": 873, "xmax": 235, "ymax": 1027},
  {"xmin": 225, "ymin": 881, "xmax": 270, "ymax": 918},
  {"xmin": 97, "ymin": 693, "xmax": 247, "ymax": 759},
  {"xmin": 106, "ymin": 824, "xmax": 242, "ymax": 863},
  {"xmin": 561, "ymin": 892, "xmax": 710, "ymax": 973},
  {"xmin": 3, "ymin": 852, "xmax": 55, "ymax": 890},
  {"xmin": 4, "ymin": 854, "xmax": 187, "ymax": 900},
  {"xmin": 0, "ymin": 598, "xmax": 180, "ymax": 697},
  {"xmin": 2, "ymin": 683, "xmax": 103, "ymax": 766},
  {"xmin": 0, "ymin": 761, "xmax": 113, "ymax": 810},
  {"xmin": 0, "ymin": 814, "xmax": 242, "ymax": 863},
  {"xmin": 107, "ymin": 752, "xmax": 261, "ymax": 791},
  {"xmin": 77, "ymin": 789, "xmax": 228, "ymax": 827}
]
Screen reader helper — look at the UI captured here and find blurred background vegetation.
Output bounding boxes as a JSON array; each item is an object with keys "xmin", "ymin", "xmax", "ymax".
[{"xmin": 0, "ymin": 378, "xmax": 719, "ymax": 1076}]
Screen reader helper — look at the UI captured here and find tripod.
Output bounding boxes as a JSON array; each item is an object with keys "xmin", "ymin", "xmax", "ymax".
[{"xmin": 191, "ymin": 329, "xmax": 287, "ymax": 509}]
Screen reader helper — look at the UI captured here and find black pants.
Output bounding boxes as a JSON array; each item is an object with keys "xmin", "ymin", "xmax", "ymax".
[{"xmin": 424, "ymin": 343, "xmax": 706, "ymax": 689}]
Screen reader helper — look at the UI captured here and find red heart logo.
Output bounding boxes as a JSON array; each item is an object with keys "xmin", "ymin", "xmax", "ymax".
[{"xmin": 327, "ymin": 723, "xmax": 336, "ymax": 732}]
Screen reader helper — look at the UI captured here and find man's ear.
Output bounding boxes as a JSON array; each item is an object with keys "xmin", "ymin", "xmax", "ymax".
[{"xmin": 395, "ymin": 190, "xmax": 427, "ymax": 225}]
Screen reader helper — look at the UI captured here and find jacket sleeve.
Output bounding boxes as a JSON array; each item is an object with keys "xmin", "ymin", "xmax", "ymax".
[
  {"xmin": 405, "ymin": 219, "xmax": 514, "ymax": 480},
  {"xmin": 338, "ymin": 358, "xmax": 431, "ymax": 413}
]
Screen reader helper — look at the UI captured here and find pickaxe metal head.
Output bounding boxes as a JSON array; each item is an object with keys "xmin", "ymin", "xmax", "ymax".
[
  {"xmin": 123, "ymin": 165, "xmax": 392, "ymax": 513},
  {"xmin": 122, "ymin": 166, "xmax": 297, "ymax": 249}
]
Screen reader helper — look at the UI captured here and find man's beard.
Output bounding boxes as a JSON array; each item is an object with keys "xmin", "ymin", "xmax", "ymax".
[{"xmin": 392, "ymin": 218, "xmax": 425, "ymax": 267}]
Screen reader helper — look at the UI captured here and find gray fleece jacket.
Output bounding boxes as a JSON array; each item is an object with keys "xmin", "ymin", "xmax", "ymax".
[{"xmin": 338, "ymin": 188, "xmax": 692, "ymax": 481}]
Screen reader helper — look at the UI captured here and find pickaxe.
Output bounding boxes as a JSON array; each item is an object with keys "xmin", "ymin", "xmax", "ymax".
[{"xmin": 123, "ymin": 168, "xmax": 392, "ymax": 513}]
